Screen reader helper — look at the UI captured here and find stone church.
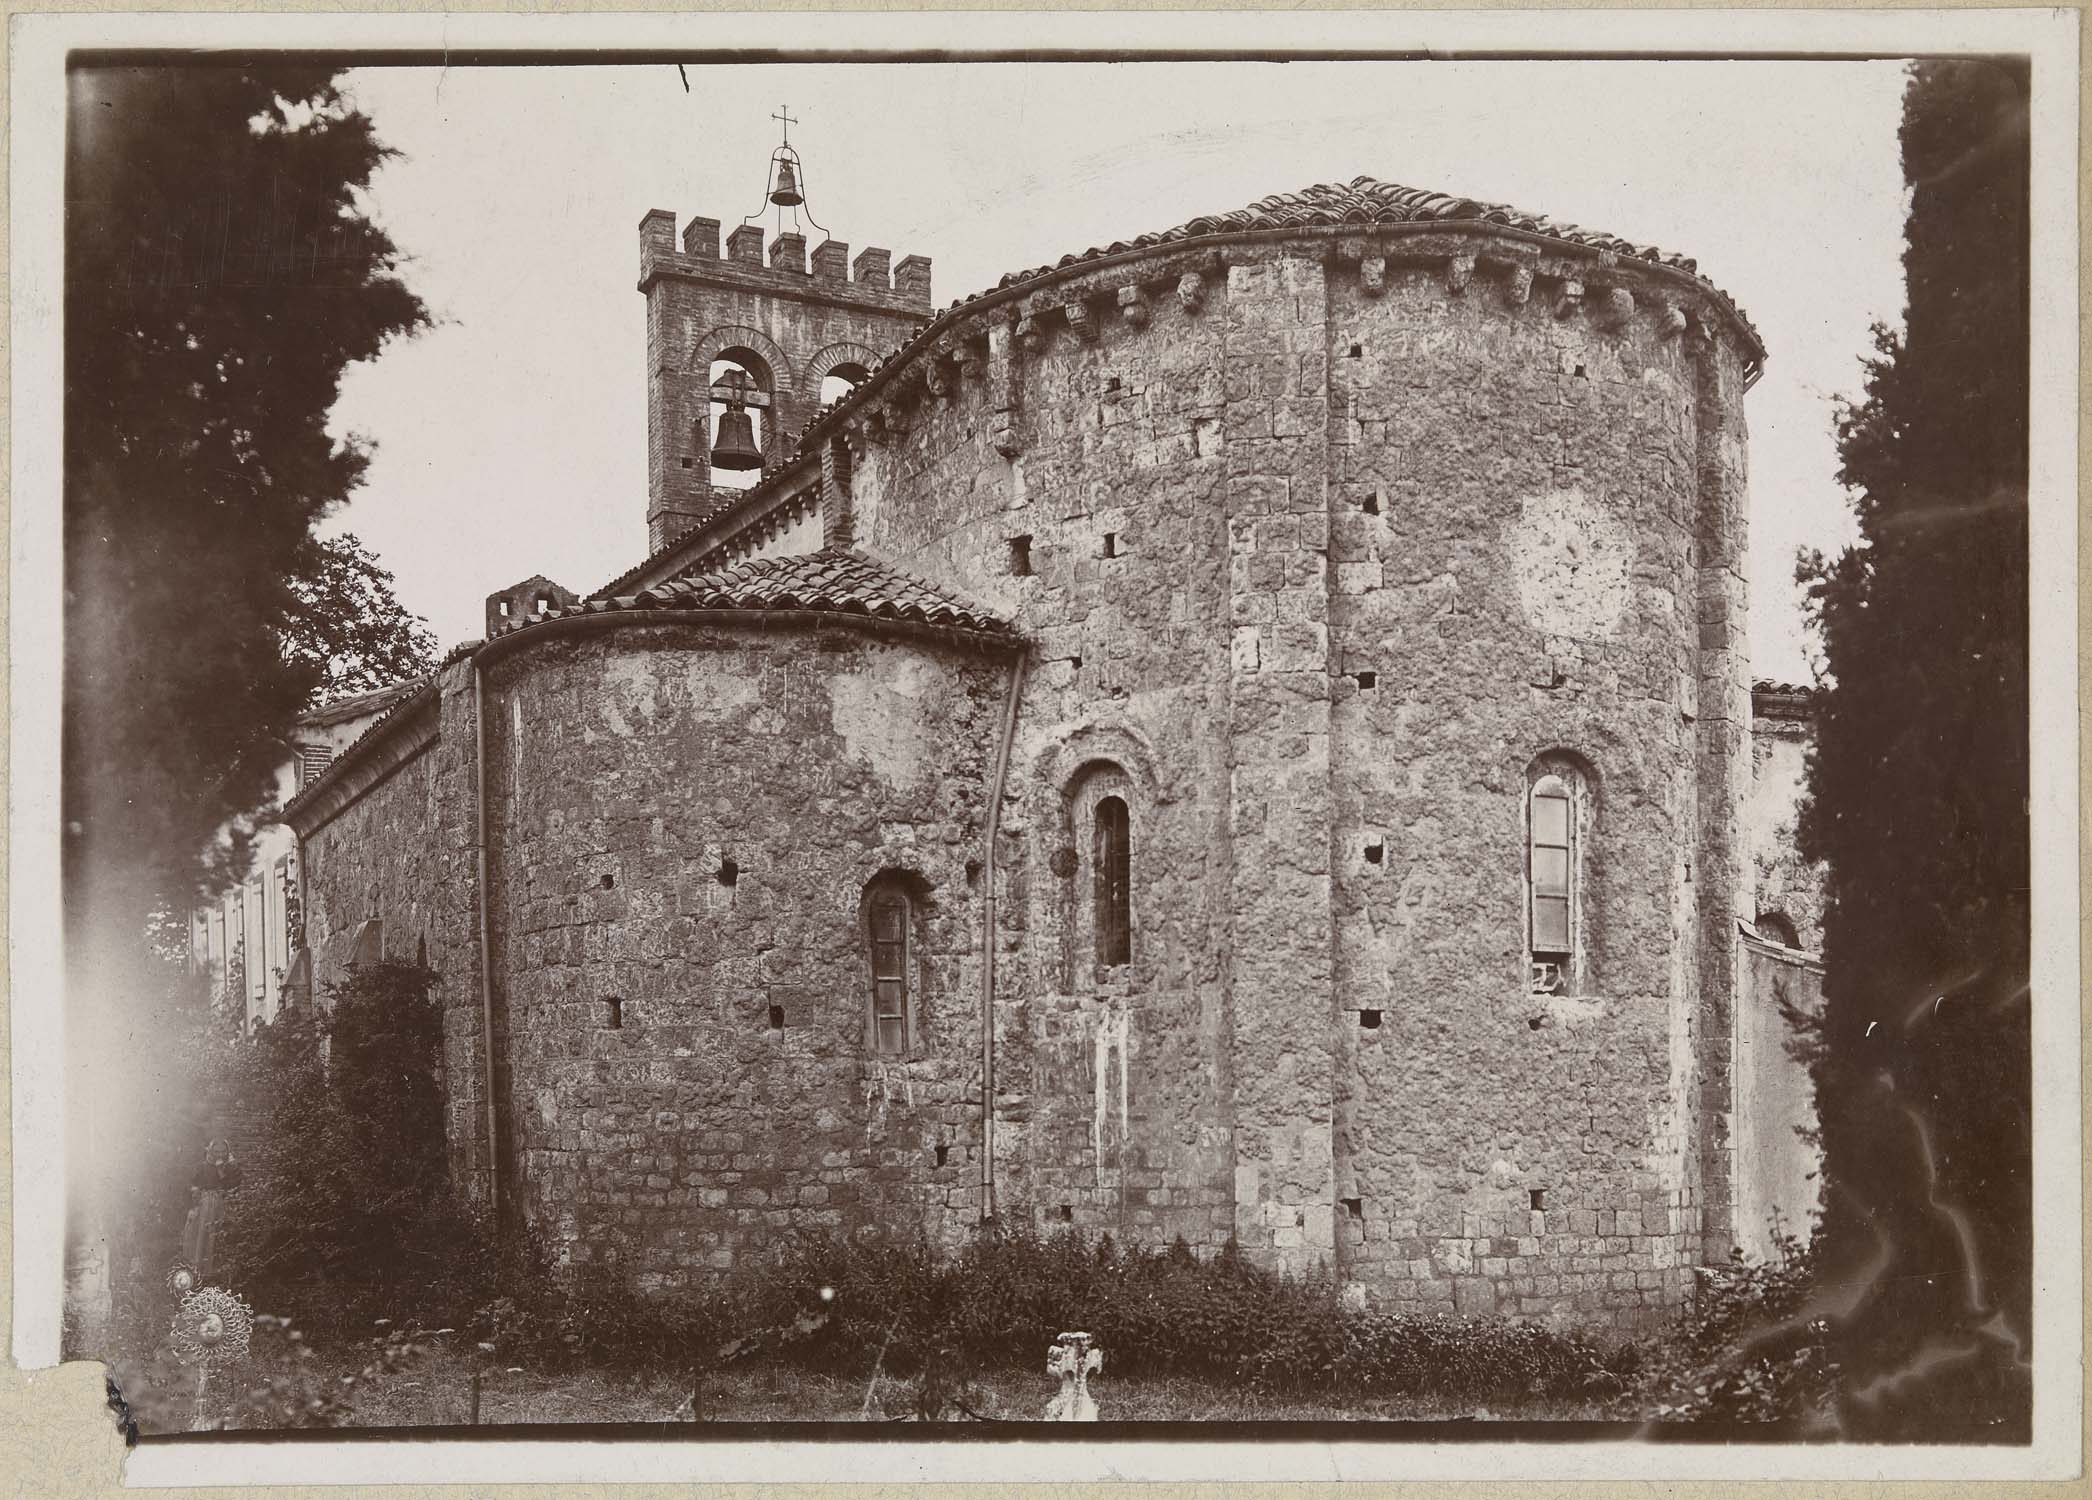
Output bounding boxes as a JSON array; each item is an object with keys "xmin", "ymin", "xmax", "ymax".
[{"xmin": 263, "ymin": 144, "xmax": 1829, "ymax": 1329}]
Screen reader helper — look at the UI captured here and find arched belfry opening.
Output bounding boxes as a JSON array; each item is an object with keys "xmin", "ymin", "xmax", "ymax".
[
  {"xmin": 705, "ymin": 353, "xmax": 773, "ymax": 490},
  {"xmin": 820, "ymin": 362, "xmax": 868, "ymax": 411}
]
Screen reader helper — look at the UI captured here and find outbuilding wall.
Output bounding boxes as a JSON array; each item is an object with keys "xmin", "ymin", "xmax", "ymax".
[
  {"xmin": 1734, "ymin": 936, "xmax": 1824, "ymax": 1260},
  {"xmin": 295, "ymin": 664, "xmax": 492, "ymax": 1203}
]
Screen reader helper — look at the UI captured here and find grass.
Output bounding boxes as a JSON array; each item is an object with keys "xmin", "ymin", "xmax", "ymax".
[
  {"xmin": 109, "ymin": 1332, "xmax": 1625, "ymax": 1432},
  {"xmin": 282, "ymin": 1342, "xmax": 1624, "ymax": 1429}
]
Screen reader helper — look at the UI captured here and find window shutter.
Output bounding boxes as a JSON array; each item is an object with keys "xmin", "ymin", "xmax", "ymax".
[
  {"xmin": 1094, "ymin": 797, "xmax": 1132, "ymax": 967},
  {"xmin": 298, "ymin": 745, "xmax": 334, "ymax": 789}
]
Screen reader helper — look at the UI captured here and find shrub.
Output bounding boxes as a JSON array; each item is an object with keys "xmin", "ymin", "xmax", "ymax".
[
  {"xmin": 529, "ymin": 1222, "xmax": 1625, "ymax": 1407},
  {"xmin": 211, "ymin": 962, "xmax": 494, "ymax": 1335},
  {"xmin": 215, "ymin": 1314, "xmax": 441, "ymax": 1430},
  {"xmin": 1633, "ymin": 1231, "xmax": 1838, "ymax": 1423}
]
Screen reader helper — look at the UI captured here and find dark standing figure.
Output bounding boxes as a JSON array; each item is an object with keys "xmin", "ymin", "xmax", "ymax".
[{"xmin": 180, "ymin": 1138, "xmax": 241, "ymax": 1280}]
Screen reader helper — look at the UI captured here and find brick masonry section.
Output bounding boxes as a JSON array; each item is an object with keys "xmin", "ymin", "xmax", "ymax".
[{"xmin": 641, "ymin": 212, "xmax": 932, "ymax": 553}]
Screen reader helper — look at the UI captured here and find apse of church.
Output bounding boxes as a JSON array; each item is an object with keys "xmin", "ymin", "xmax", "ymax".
[{"xmin": 281, "ymin": 126, "xmax": 1822, "ymax": 1331}]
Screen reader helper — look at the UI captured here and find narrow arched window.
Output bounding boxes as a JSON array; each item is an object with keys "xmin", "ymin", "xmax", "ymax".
[
  {"xmin": 867, "ymin": 886, "xmax": 912, "ymax": 1055},
  {"xmin": 1755, "ymin": 911, "xmax": 1800, "ymax": 949},
  {"xmin": 1094, "ymin": 796, "xmax": 1131, "ymax": 968},
  {"xmin": 1528, "ymin": 774, "xmax": 1574, "ymax": 993}
]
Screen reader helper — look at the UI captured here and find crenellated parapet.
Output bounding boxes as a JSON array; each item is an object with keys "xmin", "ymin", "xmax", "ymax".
[{"xmin": 638, "ymin": 207, "xmax": 931, "ymax": 314}]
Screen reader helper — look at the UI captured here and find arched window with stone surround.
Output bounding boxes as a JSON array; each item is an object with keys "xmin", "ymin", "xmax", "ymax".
[
  {"xmin": 1064, "ymin": 762, "xmax": 1138, "ymax": 982},
  {"xmin": 1526, "ymin": 755, "xmax": 1594, "ymax": 995}
]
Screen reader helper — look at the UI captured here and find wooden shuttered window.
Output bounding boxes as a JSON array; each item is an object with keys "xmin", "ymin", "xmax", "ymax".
[{"xmin": 297, "ymin": 744, "xmax": 333, "ymax": 789}]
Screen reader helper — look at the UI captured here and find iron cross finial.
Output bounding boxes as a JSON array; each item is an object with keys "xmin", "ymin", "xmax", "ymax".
[{"xmin": 773, "ymin": 104, "xmax": 799, "ymax": 144}]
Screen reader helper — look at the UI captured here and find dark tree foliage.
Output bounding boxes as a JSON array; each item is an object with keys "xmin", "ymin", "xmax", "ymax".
[
  {"xmin": 213, "ymin": 963, "xmax": 485, "ymax": 1332},
  {"xmin": 1797, "ymin": 58, "xmax": 2030, "ymax": 1439},
  {"xmin": 284, "ymin": 532, "xmax": 439, "ymax": 704},
  {"xmin": 63, "ymin": 67, "xmax": 430, "ymax": 1359},
  {"xmin": 65, "ymin": 66, "xmax": 429, "ymax": 927}
]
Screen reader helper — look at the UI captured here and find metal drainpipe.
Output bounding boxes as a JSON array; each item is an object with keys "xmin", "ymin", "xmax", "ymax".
[
  {"xmin": 473, "ymin": 659, "xmax": 501, "ymax": 1225},
  {"xmin": 979, "ymin": 650, "xmax": 1028, "ymax": 1223}
]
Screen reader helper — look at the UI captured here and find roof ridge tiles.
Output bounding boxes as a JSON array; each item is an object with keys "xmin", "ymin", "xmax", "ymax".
[{"xmin": 509, "ymin": 546, "xmax": 1012, "ymax": 640}]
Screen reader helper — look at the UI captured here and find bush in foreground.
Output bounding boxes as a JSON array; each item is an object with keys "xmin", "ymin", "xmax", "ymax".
[
  {"xmin": 1630, "ymin": 1231, "xmax": 1837, "ymax": 1424},
  {"xmin": 210, "ymin": 961, "xmax": 494, "ymax": 1337},
  {"xmin": 478, "ymin": 1224, "xmax": 1627, "ymax": 1409}
]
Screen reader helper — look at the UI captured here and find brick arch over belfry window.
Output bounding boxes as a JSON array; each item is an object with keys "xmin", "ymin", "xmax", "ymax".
[
  {"xmin": 687, "ymin": 324, "xmax": 792, "ymax": 388},
  {"xmin": 689, "ymin": 325, "xmax": 795, "ymax": 481},
  {"xmin": 803, "ymin": 340, "xmax": 880, "ymax": 413}
]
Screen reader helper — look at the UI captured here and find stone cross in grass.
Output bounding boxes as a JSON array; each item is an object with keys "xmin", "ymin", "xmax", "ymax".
[{"xmin": 1045, "ymin": 1331, "xmax": 1102, "ymax": 1420}]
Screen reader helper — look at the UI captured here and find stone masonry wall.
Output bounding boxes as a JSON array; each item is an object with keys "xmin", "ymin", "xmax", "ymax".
[
  {"xmin": 295, "ymin": 662, "xmax": 492, "ymax": 1206},
  {"xmin": 288, "ymin": 217, "xmax": 1758, "ymax": 1326},
  {"xmin": 1322, "ymin": 257, "xmax": 1706, "ymax": 1330},
  {"xmin": 478, "ymin": 620, "xmax": 1006, "ymax": 1290},
  {"xmin": 836, "ymin": 228, "xmax": 1755, "ymax": 1325},
  {"xmin": 847, "ymin": 256, "xmax": 1252, "ymax": 1252}
]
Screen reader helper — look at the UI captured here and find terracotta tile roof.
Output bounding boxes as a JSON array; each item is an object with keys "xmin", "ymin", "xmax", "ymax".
[
  {"xmin": 511, "ymin": 549, "xmax": 1011, "ymax": 640},
  {"xmin": 992, "ymin": 174, "xmax": 1714, "ymax": 291},
  {"xmin": 595, "ymin": 475, "xmax": 830, "ymax": 601},
  {"xmin": 600, "ymin": 173, "xmax": 1762, "ymax": 599},
  {"xmin": 1752, "ymin": 678, "xmax": 1817, "ymax": 723},
  {"xmin": 281, "ymin": 673, "xmax": 441, "ymax": 821}
]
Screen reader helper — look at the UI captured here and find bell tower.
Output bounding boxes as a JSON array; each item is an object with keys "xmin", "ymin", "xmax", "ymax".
[{"xmin": 638, "ymin": 108, "xmax": 934, "ymax": 552}]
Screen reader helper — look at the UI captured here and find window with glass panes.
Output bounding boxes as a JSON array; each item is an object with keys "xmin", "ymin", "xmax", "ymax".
[
  {"xmin": 1528, "ymin": 775, "xmax": 1573, "ymax": 976},
  {"xmin": 868, "ymin": 890, "xmax": 910, "ymax": 1055}
]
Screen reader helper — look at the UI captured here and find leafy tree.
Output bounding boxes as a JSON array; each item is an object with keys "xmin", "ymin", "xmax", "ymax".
[
  {"xmin": 284, "ymin": 532, "xmax": 439, "ymax": 705},
  {"xmin": 65, "ymin": 66, "xmax": 429, "ymax": 929},
  {"xmin": 63, "ymin": 66, "xmax": 428, "ymax": 1347},
  {"xmin": 1797, "ymin": 58, "xmax": 2030, "ymax": 1439}
]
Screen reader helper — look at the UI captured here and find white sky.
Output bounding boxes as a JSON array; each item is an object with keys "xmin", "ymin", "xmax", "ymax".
[{"xmin": 331, "ymin": 60, "xmax": 1911, "ymax": 683}]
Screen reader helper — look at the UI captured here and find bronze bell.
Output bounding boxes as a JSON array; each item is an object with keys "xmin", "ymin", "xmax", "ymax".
[
  {"xmin": 769, "ymin": 158, "xmax": 804, "ymax": 208},
  {"xmin": 710, "ymin": 404, "xmax": 763, "ymax": 470}
]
